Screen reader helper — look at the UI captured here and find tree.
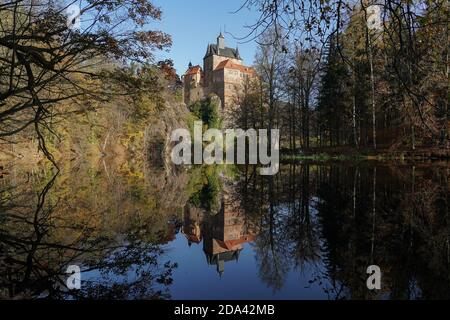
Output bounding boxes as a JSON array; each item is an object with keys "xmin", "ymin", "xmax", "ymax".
[
  {"xmin": 188, "ymin": 96, "xmax": 221, "ymax": 129},
  {"xmin": 240, "ymin": 0, "xmax": 450, "ymax": 150},
  {"xmin": 285, "ymin": 45, "xmax": 321, "ymax": 149},
  {"xmin": 317, "ymin": 35, "xmax": 350, "ymax": 147},
  {"xmin": 254, "ymin": 26, "xmax": 287, "ymax": 133},
  {"xmin": 0, "ymin": 0, "xmax": 171, "ymax": 161}
]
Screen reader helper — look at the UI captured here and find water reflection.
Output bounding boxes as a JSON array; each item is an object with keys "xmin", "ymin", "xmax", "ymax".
[
  {"xmin": 230, "ymin": 163, "xmax": 450, "ymax": 299},
  {"xmin": 182, "ymin": 190, "xmax": 257, "ymax": 276},
  {"xmin": 0, "ymin": 160, "xmax": 449, "ymax": 299},
  {"xmin": 0, "ymin": 163, "xmax": 180, "ymax": 299}
]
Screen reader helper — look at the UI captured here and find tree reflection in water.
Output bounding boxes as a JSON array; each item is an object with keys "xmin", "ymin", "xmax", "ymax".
[
  {"xmin": 0, "ymin": 163, "xmax": 180, "ymax": 299},
  {"xmin": 229, "ymin": 162, "xmax": 450, "ymax": 299},
  {"xmin": 1, "ymin": 161, "xmax": 449, "ymax": 299}
]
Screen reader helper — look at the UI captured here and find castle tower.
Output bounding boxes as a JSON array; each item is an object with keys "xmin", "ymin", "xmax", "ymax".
[
  {"xmin": 203, "ymin": 33, "xmax": 243, "ymax": 87},
  {"xmin": 217, "ymin": 32, "xmax": 225, "ymax": 50},
  {"xmin": 183, "ymin": 33, "xmax": 256, "ymax": 117}
]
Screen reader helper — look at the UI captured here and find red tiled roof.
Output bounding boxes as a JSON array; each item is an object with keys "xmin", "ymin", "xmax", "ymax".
[
  {"xmin": 216, "ymin": 235, "xmax": 256, "ymax": 250},
  {"xmin": 184, "ymin": 65, "xmax": 202, "ymax": 76},
  {"xmin": 215, "ymin": 59, "xmax": 256, "ymax": 75}
]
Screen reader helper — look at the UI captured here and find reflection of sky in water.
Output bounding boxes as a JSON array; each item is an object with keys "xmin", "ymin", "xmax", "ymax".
[
  {"xmin": 162, "ymin": 231, "xmax": 329, "ymax": 300},
  {"xmin": 78, "ymin": 201, "xmax": 338, "ymax": 299},
  {"xmin": 79, "ymin": 245, "xmax": 170, "ymax": 298}
]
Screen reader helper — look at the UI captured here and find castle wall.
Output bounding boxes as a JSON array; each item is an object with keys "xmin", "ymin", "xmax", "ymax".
[
  {"xmin": 184, "ymin": 70, "xmax": 252, "ymax": 115},
  {"xmin": 224, "ymin": 68, "xmax": 242, "ymax": 84},
  {"xmin": 183, "ymin": 71, "xmax": 204, "ymax": 105},
  {"xmin": 222, "ymin": 69, "xmax": 253, "ymax": 113},
  {"xmin": 203, "ymin": 55, "xmax": 242, "ymax": 87}
]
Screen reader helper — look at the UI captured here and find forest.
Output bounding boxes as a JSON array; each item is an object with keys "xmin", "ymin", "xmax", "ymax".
[
  {"xmin": 0, "ymin": 1, "xmax": 449, "ymax": 164},
  {"xmin": 231, "ymin": 0, "xmax": 449, "ymax": 158},
  {"xmin": 0, "ymin": 0, "xmax": 184, "ymax": 168}
]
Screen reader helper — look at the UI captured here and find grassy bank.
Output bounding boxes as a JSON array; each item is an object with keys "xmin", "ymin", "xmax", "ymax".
[
  {"xmin": 282, "ymin": 148, "xmax": 450, "ymax": 162},
  {"xmin": 282, "ymin": 153, "xmax": 368, "ymax": 162}
]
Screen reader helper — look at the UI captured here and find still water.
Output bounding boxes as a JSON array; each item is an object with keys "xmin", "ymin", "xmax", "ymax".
[{"xmin": 0, "ymin": 160, "xmax": 449, "ymax": 299}]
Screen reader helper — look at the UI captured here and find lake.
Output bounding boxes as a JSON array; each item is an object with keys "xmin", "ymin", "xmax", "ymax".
[{"xmin": 0, "ymin": 160, "xmax": 449, "ymax": 299}]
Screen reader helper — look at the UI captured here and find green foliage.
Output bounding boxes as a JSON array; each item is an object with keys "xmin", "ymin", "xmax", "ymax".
[
  {"xmin": 188, "ymin": 96, "xmax": 222, "ymax": 129},
  {"xmin": 188, "ymin": 166, "xmax": 222, "ymax": 213},
  {"xmin": 222, "ymin": 164, "xmax": 241, "ymax": 181}
]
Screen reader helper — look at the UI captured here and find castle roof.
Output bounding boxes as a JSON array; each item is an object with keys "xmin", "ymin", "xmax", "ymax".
[
  {"xmin": 184, "ymin": 65, "xmax": 202, "ymax": 76},
  {"xmin": 204, "ymin": 44, "xmax": 242, "ymax": 60},
  {"xmin": 215, "ymin": 235, "xmax": 256, "ymax": 250},
  {"xmin": 215, "ymin": 59, "xmax": 256, "ymax": 75}
]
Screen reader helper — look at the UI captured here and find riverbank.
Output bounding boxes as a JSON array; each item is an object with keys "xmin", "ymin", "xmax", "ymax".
[{"xmin": 282, "ymin": 146, "xmax": 450, "ymax": 161}]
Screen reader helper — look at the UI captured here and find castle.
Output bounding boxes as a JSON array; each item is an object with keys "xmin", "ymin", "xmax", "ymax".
[
  {"xmin": 182, "ymin": 33, "xmax": 256, "ymax": 112},
  {"xmin": 182, "ymin": 190, "xmax": 257, "ymax": 276}
]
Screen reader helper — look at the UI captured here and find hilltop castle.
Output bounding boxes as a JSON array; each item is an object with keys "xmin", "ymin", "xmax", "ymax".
[{"xmin": 182, "ymin": 33, "xmax": 256, "ymax": 112}]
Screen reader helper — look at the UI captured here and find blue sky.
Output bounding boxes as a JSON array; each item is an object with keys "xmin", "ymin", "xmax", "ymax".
[{"xmin": 151, "ymin": 0, "xmax": 260, "ymax": 75}]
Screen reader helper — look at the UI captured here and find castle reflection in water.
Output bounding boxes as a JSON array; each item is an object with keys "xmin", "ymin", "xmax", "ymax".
[{"xmin": 181, "ymin": 191, "xmax": 258, "ymax": 276}]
